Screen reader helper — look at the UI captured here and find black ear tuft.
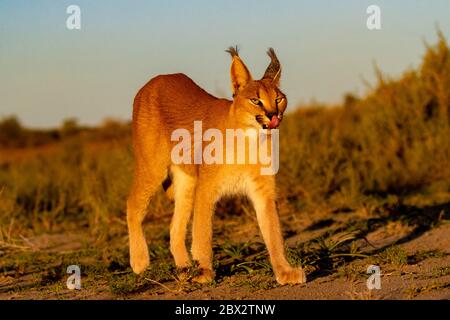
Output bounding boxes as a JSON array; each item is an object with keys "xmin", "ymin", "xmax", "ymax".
[
  {"xmin": 263, "ymin": 48, "xmax": 281, "ymax": 82},
  {"xmin": 267, "ymin": 48, "xmax": 277, "ymax": 61},
  {"xmin": 226, "ymin": 46, "xmax": 239, "ymax": 58}
]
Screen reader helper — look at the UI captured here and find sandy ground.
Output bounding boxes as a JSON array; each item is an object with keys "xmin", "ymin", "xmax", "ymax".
[{"xmin": 1, "ymin": 204, "xmax": 449, "ymax": 300}]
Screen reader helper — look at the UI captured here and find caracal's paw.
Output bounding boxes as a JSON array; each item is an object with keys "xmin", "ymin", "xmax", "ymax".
[
  {"xmin": 130, "ymin": 250, "xmax": 150, "ymax": 274},
  {"xmin": 192, "ymin": 269, "xmax": 215, "ymax": 284},
  {"xmin": 275, "ymin": 267, "xmax": 307, "ymax": 285}
]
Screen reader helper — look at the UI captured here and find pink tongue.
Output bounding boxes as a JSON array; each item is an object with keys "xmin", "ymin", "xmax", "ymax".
[{"xmin": 268, "ymin": 115, "xmax": 280, "ymax": 129}]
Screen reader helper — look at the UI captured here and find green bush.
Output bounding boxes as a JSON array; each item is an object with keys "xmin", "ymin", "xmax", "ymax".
[{"xmin": 278, "ymin": 33, "xmax": 450, "ymax": 209}]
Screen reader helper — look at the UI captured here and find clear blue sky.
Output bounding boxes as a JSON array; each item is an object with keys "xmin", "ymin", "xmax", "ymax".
[{"xmin": 1, "ymin": 0, "xmax": 449, "ymax": 128}]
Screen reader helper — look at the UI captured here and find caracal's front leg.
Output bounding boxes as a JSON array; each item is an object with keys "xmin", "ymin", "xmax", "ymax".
[
  {"xmin": 190, "ymin": 182, "xmax": 217, "ymax": 283},
  {"xmin": 248, "ymin": 177, "xmax": 306, "ymax": 285}
]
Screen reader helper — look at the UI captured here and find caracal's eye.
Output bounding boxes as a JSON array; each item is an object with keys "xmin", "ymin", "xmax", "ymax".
[
  {"xmin": 276, "ymin": 97, "xmax": 284, "ymax": 104},
  {"xmin": 250, "ymin": 98, "xmax": 261, "ymax": 105}
]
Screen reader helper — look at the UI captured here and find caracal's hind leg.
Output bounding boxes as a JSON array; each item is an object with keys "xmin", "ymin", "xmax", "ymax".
[
  {"xmin": 127, "ymin": 165, "xmax": 167, "ymax": 274},
  {"xmin": 170, "ymin": 166, "xmax": 196, "ymax": 269},
  {"xmin": 127, "ymin": 123, "xmax": 170, "ymax": 274}
]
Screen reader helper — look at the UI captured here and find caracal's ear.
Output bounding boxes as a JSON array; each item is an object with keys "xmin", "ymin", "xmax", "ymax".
[
  {"xmin": 226, "ymin": 46, "xmax": 253, "ymax": 96},
  {"xmin": 262, "ymin": 48, "xmax": 281, "ymax": 86}
]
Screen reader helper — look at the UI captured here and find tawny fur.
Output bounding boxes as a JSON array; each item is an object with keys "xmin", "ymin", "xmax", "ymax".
[{"xmin": 126, "ymin": 48, "xmax": 306, "ymax": 285}]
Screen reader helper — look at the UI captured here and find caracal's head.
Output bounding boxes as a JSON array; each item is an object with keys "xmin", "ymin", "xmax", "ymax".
[{"xmin": 226, "ymin": 46, "xmax": 287, "ymax": 130}]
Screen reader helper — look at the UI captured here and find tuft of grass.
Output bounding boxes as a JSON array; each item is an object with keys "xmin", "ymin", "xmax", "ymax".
[
  {"xmin": 288, "ymin": 231, "xmax": 368, "ymax": 273},
  {"xmin": 215, "ymin": 241, "xmax": 271, "ymax": 276},
  {"xmin": 336, "ymin": 263, "xmax": 367, "ymax": 282},
  {"xmin": 108, "ymin": 273, "xmax": 146, "ymax": 295},
  {"xmin": 219, "ymin": 241, "xmax": 254, "ymax": 261},
  {"xmin": 375, "ymin": 246, "xmax": 408, "ymax": 267},
  {"xmin": 232, "ymin": 260, "xmax": 272, "ymax": 275}
]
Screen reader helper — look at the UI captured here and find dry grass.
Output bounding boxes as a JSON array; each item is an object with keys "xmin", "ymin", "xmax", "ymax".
[{"xmin": 279, "ymin": 32, "xmax": 450, "ymax": 212}]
